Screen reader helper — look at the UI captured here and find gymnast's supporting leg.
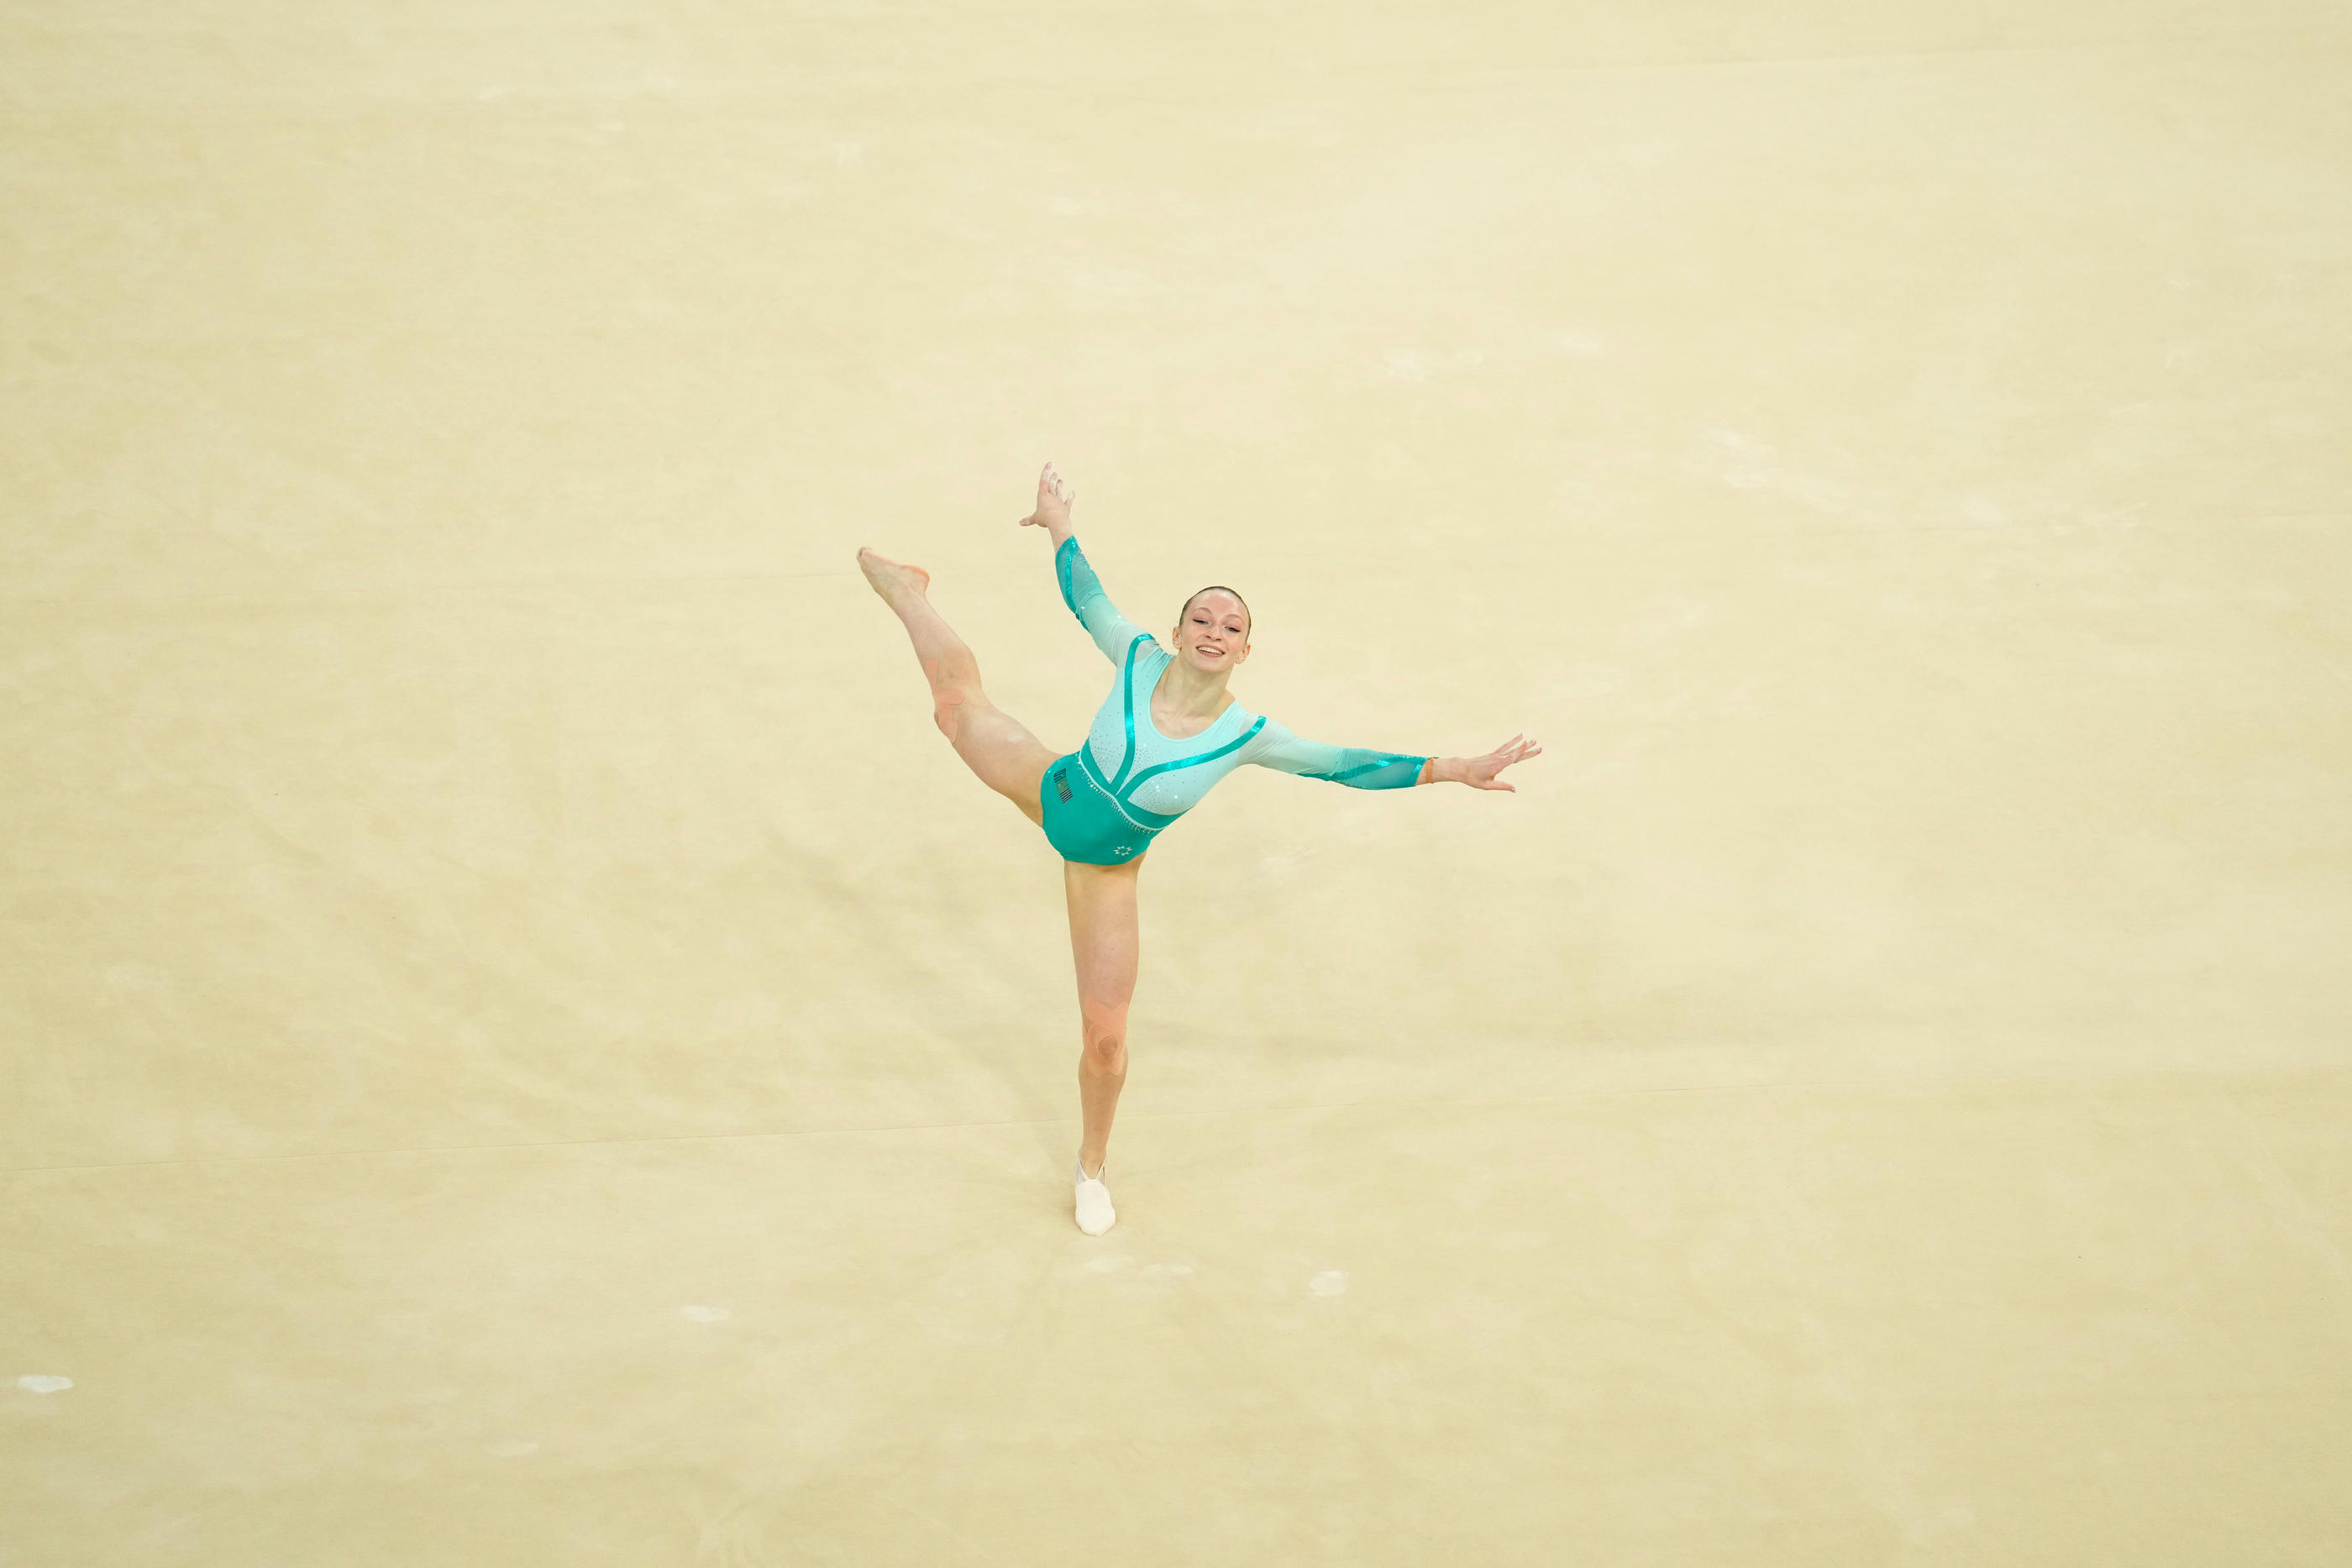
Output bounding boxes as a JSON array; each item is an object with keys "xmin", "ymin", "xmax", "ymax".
[
  {"xmin": 1065, "ymin": 855, "xmax": 1142, "ymax": 1235},
  {"xmin": 857, "ymin": 546, "xmax": 1052, "ymax": 821}
]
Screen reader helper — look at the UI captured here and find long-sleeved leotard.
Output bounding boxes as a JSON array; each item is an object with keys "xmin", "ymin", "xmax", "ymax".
[{"xmin": 1037, "ymin": 535, "xmax": 1426, "ymax": 865}]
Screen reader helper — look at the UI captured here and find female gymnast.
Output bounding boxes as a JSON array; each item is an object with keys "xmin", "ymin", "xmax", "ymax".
[{"xmin": 858, "ymin": 463, "xmax": 1541, "ymax": 1235}]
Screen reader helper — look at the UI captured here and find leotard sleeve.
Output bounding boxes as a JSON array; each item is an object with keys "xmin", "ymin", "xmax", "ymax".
[
  {"xmin": 1055, "ymin": 536, "xmax": 1160, "ymax": 665},
  {"xmin": 1247, "ymin": 716, "xmax": 1426, "ymax": 789}
]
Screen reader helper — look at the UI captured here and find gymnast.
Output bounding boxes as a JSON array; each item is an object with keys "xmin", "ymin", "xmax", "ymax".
[{"xmin": 858, "ymin": 463, "xmax": 1541, "ymax": 1235}]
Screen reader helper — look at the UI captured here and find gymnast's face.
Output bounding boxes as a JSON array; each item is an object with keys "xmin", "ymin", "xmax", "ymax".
[{"xmin": 1174, "ymin": 590, "xmax": 1250, "ymax": 676}]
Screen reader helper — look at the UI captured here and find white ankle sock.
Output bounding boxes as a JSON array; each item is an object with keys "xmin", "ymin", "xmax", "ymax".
[{"xmin": 1073, "ymin": 1159, "xmax": 1116, "ymax": 1236}]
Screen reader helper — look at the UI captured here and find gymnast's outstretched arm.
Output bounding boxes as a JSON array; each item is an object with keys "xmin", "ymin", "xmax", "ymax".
[
  {"xmin": 1053, "ymin": 535, "xmax": 1156, "ymax": 666},
  {"xmin": 1252, "ymin": 721, "xmax": 1541, "ymax": 792}
]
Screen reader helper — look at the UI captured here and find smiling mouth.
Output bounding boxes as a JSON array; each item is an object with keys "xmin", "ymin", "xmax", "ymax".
[{"xmin": 1195, "ymin": 647, "xmax": 1224, "ymax": 657}]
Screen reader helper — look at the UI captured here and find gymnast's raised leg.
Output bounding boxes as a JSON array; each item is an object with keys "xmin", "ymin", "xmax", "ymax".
[{"xmin": 856, "ymin": 547, "xmax": 1054, "ymax": 822}]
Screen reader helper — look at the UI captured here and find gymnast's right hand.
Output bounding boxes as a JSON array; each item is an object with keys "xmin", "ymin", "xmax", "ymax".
[{"xmin": 1018, "ymin": 460, "xmax": 1076, "ymax": 542}]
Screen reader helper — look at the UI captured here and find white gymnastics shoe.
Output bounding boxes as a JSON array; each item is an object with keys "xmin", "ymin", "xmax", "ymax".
[{"xmin": 1074, "ymin": 1159, "xmax": 1116, "ymax": 1235}]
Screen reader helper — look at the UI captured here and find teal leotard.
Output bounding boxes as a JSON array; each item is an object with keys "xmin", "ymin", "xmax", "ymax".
[{"xmin": 1040, "ymin": 536, "xmax": 1427, "ymax": 865}]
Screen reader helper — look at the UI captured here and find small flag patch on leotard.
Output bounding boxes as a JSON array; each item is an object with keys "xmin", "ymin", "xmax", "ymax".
[{"xmin": 1054, "ymin": 768, "xmax": 1073, "ymax": 803}]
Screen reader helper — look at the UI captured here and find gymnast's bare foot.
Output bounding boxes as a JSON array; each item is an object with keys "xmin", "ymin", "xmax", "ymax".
[{"xmin": 857, "ymin": 547, "xmax": 931, "ymax": 604}]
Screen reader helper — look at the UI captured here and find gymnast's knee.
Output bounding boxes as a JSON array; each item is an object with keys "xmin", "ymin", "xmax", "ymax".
[
  {"xmin": 931, "ymin": 684, "xmax": 984, "ymax": 739},
  {"xmin": 920, "ymin": 653, "xmax": 985, "ymax": 738},
  {"xmin": 1081, "ymin": 1026, "xmax": 1126, "ymax": 1074}
]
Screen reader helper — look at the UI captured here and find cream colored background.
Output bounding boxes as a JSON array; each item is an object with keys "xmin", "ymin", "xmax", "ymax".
[{"xmin": 3, "ymin": 2, "xmax": 2348, "ymax": 1562}]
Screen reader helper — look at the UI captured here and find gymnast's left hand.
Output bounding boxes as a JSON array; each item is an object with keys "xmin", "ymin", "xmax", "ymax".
[{"xmin": 1458, "ymin": 734, "xmax": 1542, "ymax": 791}]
